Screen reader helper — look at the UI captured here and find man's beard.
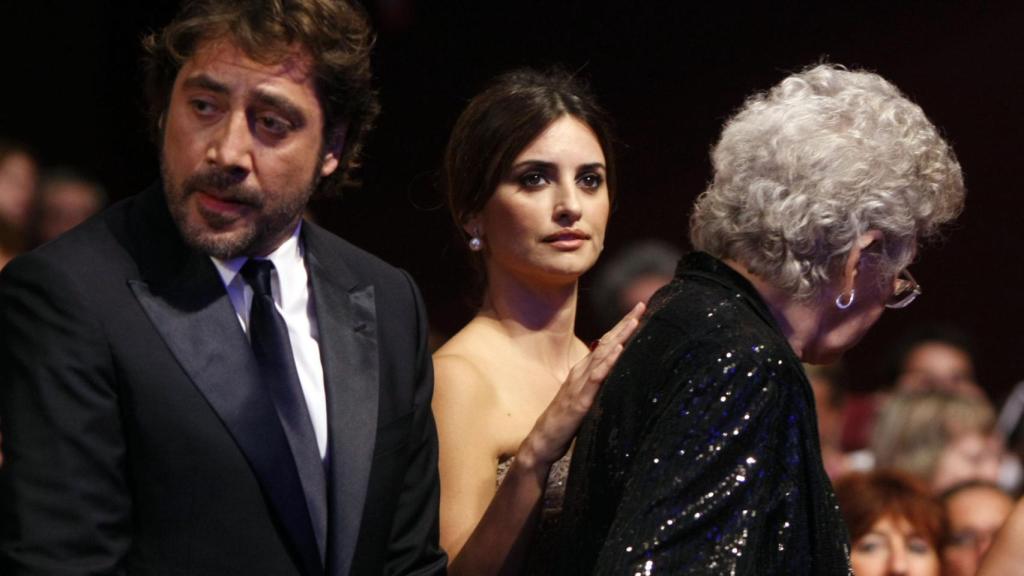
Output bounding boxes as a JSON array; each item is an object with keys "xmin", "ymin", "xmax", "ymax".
[{"xmin": 161, "ymin": 157, "xmax": 321, "ymax": 259}]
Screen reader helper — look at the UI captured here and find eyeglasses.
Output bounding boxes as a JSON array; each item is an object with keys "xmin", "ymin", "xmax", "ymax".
[{"xmin": 886, "ymin": 268, "xmax": 921, "ymax": 309}]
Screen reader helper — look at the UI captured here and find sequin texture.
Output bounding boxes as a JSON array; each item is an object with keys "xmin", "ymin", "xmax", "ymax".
[{"xmin": 555, "ymin": 253, "xmax": 852, "ymax": 575}]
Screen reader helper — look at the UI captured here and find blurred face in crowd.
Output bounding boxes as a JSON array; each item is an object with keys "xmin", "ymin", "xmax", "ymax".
[
  {"xmin": 850, "ymin": 514, "xmax": 940, "ymax": 576},
  {"xmin": 932, "ymin": 433, "xmax": 1003, "ymax": 493},
  {"xmin": 618, "ymin": 272, "xmax": 673, "ymax": 312},
  {"xmin": 0, "ymin": 152, "xmax": 38, "ymax": 230},
  {"xmin": 161, "ymin": 37, "xmax": 340, "ymax": 259},
  {"xmin": 897, "ymin": 342, "xmax": 980, "ymax": 398},
  {"xmin": 36, "ymin": 180, "xmax": 104, "ymax": 243},
  {"xmin": 469, "ymin": 115, "xmax": 609, "ymax": 288},
  {"xmin": 942, "ymin": 485, "xmax": 1014, "ymax": 576}
]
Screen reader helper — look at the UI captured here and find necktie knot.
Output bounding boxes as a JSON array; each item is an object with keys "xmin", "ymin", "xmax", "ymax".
[{"xmin": 241, "ymin": 259, "xmax": 275, "ymax": 298}]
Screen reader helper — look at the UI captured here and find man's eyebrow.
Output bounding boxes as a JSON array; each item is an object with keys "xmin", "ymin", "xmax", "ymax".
[
  {"xmin": 251, "ymin": 90, "xmax": 306, "ymax": 125},
  {"xmin": 181, "ymin": 74, "xmax": 229, "ymax": 95}
]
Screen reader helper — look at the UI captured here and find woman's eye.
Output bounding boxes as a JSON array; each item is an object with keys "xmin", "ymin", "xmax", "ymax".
[
  {"xmin": 854, "ymin": 538, "xmax": 885, "ymax": 554},
  {"xmin": 520, "ymin": 172, "xmax": 548, "ymax": 188},
  {"xmin": 907, "ymin": 538, "xmax": 933, "ymax": 555},
  {"xmin": 578, "ymin": 172, "xmax": 603, "ymax": 190}
]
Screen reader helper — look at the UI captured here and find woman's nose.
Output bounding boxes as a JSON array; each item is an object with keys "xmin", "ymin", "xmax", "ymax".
[{"xmin": 552, "ymin": 183, "xmax": 582, "ymax": 226}]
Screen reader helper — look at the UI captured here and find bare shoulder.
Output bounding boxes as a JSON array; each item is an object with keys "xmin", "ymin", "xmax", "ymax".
[{"xmin": 432, "ymin": 324, "xmax": 505, "ymax": 416}]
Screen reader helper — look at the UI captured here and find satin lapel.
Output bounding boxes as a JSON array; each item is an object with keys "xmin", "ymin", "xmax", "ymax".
[
  {"xmin": 128, "ymin": 251, "xmax": 323, "ymax": 576},
  {"xmin": 304, "ymin": 230, "xmax": 379, "ymax": 576}
]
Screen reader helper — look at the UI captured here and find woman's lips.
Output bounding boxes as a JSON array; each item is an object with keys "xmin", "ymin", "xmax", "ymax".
[{"xmin": 543, "ymin": 229, "xmax": 590, "ymax": 250}]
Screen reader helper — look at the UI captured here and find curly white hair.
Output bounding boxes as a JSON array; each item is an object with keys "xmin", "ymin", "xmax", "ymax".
[{"xmin": 690, "ymin": 64, "xmax": 965, "ymax": 300}]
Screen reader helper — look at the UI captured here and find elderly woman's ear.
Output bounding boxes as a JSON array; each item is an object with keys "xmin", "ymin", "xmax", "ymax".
[{"xmin": 836, "ymin": 230, "xmax": 886, "ymax": 305}]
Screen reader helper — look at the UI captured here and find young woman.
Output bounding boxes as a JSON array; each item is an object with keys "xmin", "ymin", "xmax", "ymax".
[{"xmin": 432, "ymin": 68, "xmax": 644, "ymax": 575}]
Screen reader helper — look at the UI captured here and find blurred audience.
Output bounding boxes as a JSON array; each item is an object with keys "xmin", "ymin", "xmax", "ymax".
[
  {"xmin": 835, "ymin": 470, "xmax": 945, "ymax": 576},
  {"xmin": 872, "ymin": 390, "xmax": 1004, "ymax": 493},
  {"xmin": 843, "ymin": 324, "xmax": 981, "ymax": 453},
  {"xmin": 976, "ymin": 496, "xmax": 1024, "ymax": 576},
  {"xmin": 940, "ymin": 481, "xmax": 1015, "ymax": 576},
  {"xmin": 587, "ymin": 238, "xmax": 679, "ymax": 333},
  {"xmin": 996, "ymin": 379, "xmax": 1024, "ymax": 464},
  {"xmin": 887, "ymin": 325, "xmax": 982, "ymax": 398},
  {"xmin": 0, "ymin": 139, "xmax": 39, "ymax": 269},
  {"xmin": 30, "ymin": 167, "xmax": 106, "ymax": 246},
  {"xmin": 805, "ymin": 362, "xmax": 850, "ymax": 479}
]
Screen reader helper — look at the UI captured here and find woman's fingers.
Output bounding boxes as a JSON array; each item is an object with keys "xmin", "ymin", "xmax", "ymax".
[
  {"xmin": 584, "ymin": 343, "xmax": 625, "ymax": 388},
  {"xmin": 529, "ymin": 305, "xmax": 648, "ymax": 465},
  {"xmin": 599, "ymin": 302, "xmax": 646, "ymax": 348},
  {"xmin": 572, "ymin": 302, "xmax": 645, "ymax": 386}
]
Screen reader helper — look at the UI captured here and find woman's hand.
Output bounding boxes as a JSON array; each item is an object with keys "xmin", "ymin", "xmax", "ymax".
[{"xmin": 518, "ymin": 302, "xmax": 646, "ymax": 470}]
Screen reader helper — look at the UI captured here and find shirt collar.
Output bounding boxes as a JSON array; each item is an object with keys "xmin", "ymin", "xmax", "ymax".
[{"xmin": 211, "ymin": 221, "xmax": 305, "ymax": 290}]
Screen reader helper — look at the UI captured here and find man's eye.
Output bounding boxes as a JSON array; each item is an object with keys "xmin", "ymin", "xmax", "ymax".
[
  {"xmin": 578, "ymin": 173, "xmax": 603, "ymax": 190},
  {"xmin": 519, "ymin": 172, "xmax": 548, "ymax": 188},
  {"xmin": 257, "ymin": 115, "xmax": 292, "ymax": 137},
  {"xmin": 190, "ymin": 99, "xmax": 218, "ymax": 116}
]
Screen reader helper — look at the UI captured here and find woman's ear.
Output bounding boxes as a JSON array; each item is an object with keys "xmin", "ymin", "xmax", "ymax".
[
  {"xmin": 839, "ymin": 230, "xmax": 885, "ymax": 294},
  {"xmin": 462, "ymin": 214, "xmax": 483, "ymax": 240}
]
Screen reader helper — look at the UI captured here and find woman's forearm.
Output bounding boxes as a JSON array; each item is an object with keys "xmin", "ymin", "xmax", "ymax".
[{"xmin": 448, "ymin": 449, "xmax": 549, "ymax": 576}]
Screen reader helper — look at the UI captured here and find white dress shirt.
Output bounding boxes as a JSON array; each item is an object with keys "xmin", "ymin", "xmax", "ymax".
[{"xmin": 212, "ymin": 223, "xmax": 328, "ymax": 459}]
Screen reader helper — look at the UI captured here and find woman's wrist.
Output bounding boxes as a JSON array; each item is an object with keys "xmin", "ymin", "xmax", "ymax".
[{"xmin": 514, "ymin": 435, "xmax": 553, "ymax": 485}]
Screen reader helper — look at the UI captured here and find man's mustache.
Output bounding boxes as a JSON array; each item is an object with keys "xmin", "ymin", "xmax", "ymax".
[{"xmin": 183, "ymin": 169, "xmax": 263, "ymax": 208}]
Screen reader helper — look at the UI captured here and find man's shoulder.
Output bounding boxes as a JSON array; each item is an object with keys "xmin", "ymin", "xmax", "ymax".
[{"xmin": 302, "ymin": 220, "xmax": 410, "ymax": 288}]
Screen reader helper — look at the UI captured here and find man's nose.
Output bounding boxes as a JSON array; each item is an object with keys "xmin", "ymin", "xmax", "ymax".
[{"xmin": 207, "ymin": 111, "xmax": 254, "ymax": 174}]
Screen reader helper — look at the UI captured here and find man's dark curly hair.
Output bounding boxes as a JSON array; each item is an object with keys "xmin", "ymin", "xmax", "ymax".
[{"xmin": 141, "ymin": 0, "xmax": 380, "ymax": 194}]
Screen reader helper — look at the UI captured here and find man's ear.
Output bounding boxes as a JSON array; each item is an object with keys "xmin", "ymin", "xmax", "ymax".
[
  {"xmin": 839, "ymin": 230, "xmax": 885, "ymax": 294},
  {"xmin": 320, "ymin": 124, "xmax": 347, "ymax": 177}
]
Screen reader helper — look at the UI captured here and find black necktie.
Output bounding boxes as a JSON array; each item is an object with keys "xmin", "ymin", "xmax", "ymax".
[{"xmin": 240, "ymin": 259, "xmax": 327, "ymax": 563}]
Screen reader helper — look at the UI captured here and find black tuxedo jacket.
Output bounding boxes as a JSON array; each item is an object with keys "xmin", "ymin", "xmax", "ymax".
[{"xmin": 0, "ymin": 184, "xmax": 447, "ymax": 576}]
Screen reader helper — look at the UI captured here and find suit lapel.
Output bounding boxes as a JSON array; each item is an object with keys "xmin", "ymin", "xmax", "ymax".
[
  {"xmin": 304, "ymin": 225, "xmax": 379, "ymax": 576},
  {"xmin": 125, "ymin": 187, "xmax": 323, "ymax": 576}
]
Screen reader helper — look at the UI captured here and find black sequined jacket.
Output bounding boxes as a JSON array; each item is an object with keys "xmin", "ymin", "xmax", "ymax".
[{"xmin": 556, "ymin": 252, "xmax": 851, "ymax": 575}]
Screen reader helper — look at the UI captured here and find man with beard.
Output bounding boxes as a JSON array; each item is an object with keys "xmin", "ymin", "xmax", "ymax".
[{"xmin": 0, "ymin": 2, "xmax": 447, "ymax": 575}]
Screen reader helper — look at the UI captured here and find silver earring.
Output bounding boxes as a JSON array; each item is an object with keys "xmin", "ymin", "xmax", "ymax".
[
  {"xmin": 835, "ymin": 289, "xmax": 855, "ymax": 310},
  {"xmin": 468, "ymin": 236, "xmax": 482, "ymax": 252}
]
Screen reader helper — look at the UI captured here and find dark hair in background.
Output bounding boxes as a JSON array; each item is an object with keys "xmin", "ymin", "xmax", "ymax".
[
  {"xmin": 588, "ymin": 239, "xmax": 680, "ymax": 332},
  {"xmin": 443, "ymin": 66, "xmax": 617, "ymax": 240},
  {"xmin": 939, "ymin": 479, "xmax": 1013, "ymax": 503},
  {"xmin": 884, "ymin": 323, "xmax": 977, "ymax": 386},
  {"xmin": 834, "ymin": 469, "xmax": 946, "ymax": 548},
  {"xmin": 140, "ymin": 0, "xmax": 380, "ymax": 194},
  {"xmin": 0, "ymin": 138, "xmax": 34, "ymax": 165}
]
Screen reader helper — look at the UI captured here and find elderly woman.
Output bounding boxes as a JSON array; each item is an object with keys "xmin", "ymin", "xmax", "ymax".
[
  {"xmin": 835, "ymin": 471, "xmax": 946, "ymax": 576},
  {"xmin": 556, "ymin": 64, "xmax": 965, "ymax": 575}
]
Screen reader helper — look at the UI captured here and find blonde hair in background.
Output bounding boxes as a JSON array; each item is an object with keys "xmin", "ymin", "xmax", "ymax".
[{"xmin": 872, "ymin": 390, "xmax": 995, "ymax": 481}]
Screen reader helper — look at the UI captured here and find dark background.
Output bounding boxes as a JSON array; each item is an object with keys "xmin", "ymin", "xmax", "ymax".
[{"xmin": 2, "ymin": 2, "xmax": 1022, "ymax": 397}]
